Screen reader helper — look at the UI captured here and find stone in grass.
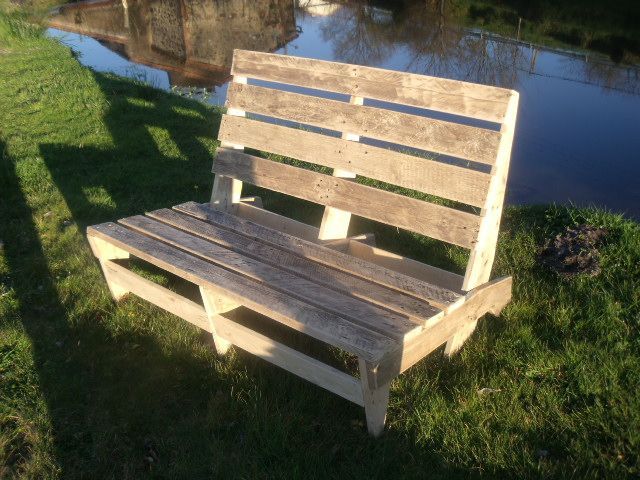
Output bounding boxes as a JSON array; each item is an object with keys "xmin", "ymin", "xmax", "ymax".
[{"xmin": 539, "ymin": 224, "xmax": 608, "ymax": 278}]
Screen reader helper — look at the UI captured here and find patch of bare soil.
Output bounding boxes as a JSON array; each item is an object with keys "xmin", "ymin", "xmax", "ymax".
[{"xmin": 539, "ymin": 225, "xmax": 608, "ymax": 278}]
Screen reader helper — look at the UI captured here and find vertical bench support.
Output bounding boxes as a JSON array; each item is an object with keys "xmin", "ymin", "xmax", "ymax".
[
  {"xmin": 88, "ymin": 236, "xmax": 130, "ymax": 301},
  {"xmin": 199, "ymin": 285, "xmax": 240, "ymax": 355},
  {"xmin": 445, "ymin": 92, "xmax": 519, "ymax": 356},
  {"xmin": 317, "ymin": 95, "xmax": 364, "ymax": 241},
  {"xmin": 211, "ymin": 75, "xmax": 247, "ymax": 212},
  {"xmin": 359, "ymin": 359, "xmax": 391, "ymax": 437}
]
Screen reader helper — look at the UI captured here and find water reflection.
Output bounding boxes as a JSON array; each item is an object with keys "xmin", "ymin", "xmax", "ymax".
[
  {"xmin": 49, "ymin": 0, "xmax": 297, "ymax": 88},
  {"xmin": 47, "ymin": 0, "xmax": 640, "ymax": 218}
]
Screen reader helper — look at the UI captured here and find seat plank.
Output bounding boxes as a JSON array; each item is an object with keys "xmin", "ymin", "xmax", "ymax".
[
  {"xmin": 226, "ymin": 83, "xmax": 501, "ymax": 165},
  {"xmin": 146, "ymin": 208, "xmax": 441, "ymax": 322},
  {"xmin": 213, "ymin": 148, "xmax": 480, "ymax": 248},
  {"xmin": 87, "ymin": 222, "xmax": 399, "ymax": 362},
  {"xmin": 119, "ymin": 215, "xmax": 425, "ymax": 340},
  {"xmin": 218, "ymin": 115, "xmax": 491, "ymax": 207},
  {"xmin": 231, "ymin": 50, "xmax": 511, "ymax": 123},
  {"xmin": 174, "ymin": 202, "xmax": 462, "ymax": 309}
]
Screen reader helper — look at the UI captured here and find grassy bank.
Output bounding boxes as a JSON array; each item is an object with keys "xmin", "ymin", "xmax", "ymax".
[{"xmin": 1, "ymin": 11, "xmax": 640, "ymax": 479}]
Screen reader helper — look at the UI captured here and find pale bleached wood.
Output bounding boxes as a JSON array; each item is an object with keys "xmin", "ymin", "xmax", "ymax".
[
  {"xmin": 318, "ymin": 95, "xmax": 363, "ymax": 241},
  {"xmin": 213, "ymin": 149, "xmax": 481, "ymax": 248},
  {"xmin": 232, "ymin": 50, "xmax": 511, "ymax": 122},
  {"xmin": 445, "ymin": 93, "xmax": 519, "ymax": 355},
  {"xmin": 210, "ymin": 75, "xmax": 246, "ymax": 211},
  {"xmin": 218, "ymin": 115, "xmax": 491, "ymax": 207},
  {"xmin": 359, "ymin": 358, "xmax": 391, "ymax": 437},
  {"xmin": 101, "ymin": 259, "xmax": 210, "ymax": 331},
  {"xmin": 88, "ymin": 222, "xmax": 400, "ymax": 363},
  {"xmin": 346, "ymin": 241, "xmax": 464, "ymax": 293},
  {"xmin": 175, "ymin": 202, "xmax": 462, "ymax": 309},
  {"xmin": 200, "ymin": 285, "xmax": 241, "ymax": 355},
  {"xmin": 462, "ymin": 92, "xmax": 520, "ymax": 291},
  {"xmin": 120, "ymin": 215, "xmax": 425, "ymax": 340},
  {"xmin": 88, "ymin": 235, "xmax": 130, "ymax": 300},
  {"xmin": 375, "ymin": 276, "xmax": 512, "ymax": 386},
  {"xmin": 146, "ymin": 208, "xmax": 440, "ymax": 323},
  {"xmin": 226, "ymin": 83, "xmax": 501, "ymax": 165},
  {"xmin": 215, "ymin": 312, "xmax": 364, "ymax": 406},
  {"xmin": 236, "ymin": 201, "xmax": 320, "ymax": 241}
]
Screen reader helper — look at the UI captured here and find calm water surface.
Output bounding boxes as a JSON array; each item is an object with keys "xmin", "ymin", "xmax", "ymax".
[{"xmin": 47, "ymin": 0, "xmax": 640, "ymax": 218}]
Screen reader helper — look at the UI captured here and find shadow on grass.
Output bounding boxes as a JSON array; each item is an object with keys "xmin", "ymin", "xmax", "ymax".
[{"xmin": 23, "ymin": 72, "xmax": 515, "ymax": 478}]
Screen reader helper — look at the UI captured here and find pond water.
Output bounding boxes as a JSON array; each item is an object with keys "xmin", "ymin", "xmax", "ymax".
[{"xmin": 47, "ymin": 0, "xmax": 640, "ymax": 218}]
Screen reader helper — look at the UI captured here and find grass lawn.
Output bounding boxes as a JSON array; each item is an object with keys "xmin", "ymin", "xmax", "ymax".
[{"xmin": 1, "ymin": 10, "xmax": 640, "ymax": 480}]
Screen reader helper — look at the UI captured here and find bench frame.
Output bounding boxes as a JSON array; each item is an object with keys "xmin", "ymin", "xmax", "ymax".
[{"xmin": 87, "ymin": 50, "xmax": 519, "ymax": 437}]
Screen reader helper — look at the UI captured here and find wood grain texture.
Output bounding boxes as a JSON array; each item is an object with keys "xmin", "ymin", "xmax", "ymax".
[
  {"xmin": 120, "ymin": 214, "xmax": 424, "ymax": 340},
  {"xmin": 174, "ymin": 201, "xmax": 462, "ymax": 309},
  {"xmin": 226, "ymin": 83, "xmax": 501, "ymax": 165},
  {"xmin": 87, "ymin": 222, "xmax": 399, "ymax": 362},
  {"xmin": 231, "ymin": 50, "xmax": 511, "ymax": 122},
  {"xmin": 462, "ymin": 92, "xmax": 520, "ymax": 291},
  {"xmin": 375, "ymin": 276, "xmax": 512, "ymax": 386},
  {"xmin": 218, "ymin": 115, "xmax": 492, "ymax": 207},
  {"xmin": 213, "ymin": 149, "xmax": 480, "ymax": 248},
  {"xmin": 215, "ymin": 312, "xmax": 364, "ymax": 406},
  {"xmin": 146, "ymin": 208, "xmax": 440, "ymax": 323}
]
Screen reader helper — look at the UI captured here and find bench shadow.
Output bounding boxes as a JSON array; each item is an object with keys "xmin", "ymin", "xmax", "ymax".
[{"xmin": 22, "ymin": 71, "xmax": 512, "ymax": 477}]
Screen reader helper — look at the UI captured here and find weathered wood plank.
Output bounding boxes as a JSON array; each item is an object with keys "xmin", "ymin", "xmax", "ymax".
[
  {"xmin": 214, "ymin": 312, "xmax": 364, "ymax": 406},
  {"xmin": 231, "ymin": 50, "xmax": 511, "ymax": 122},
  {"xmin": 374, "ymin": 276, "xmax": 513, "ymax": 387},
  {"xmin": 87, "ymin": 222, "xmax": 399, "ymax": 363},
  {"xmin": 119, "ymin": 215, "xmax": 424, "ymax": 340},
  {"xmin": 146, "ymin": 208, "xmax": 441, "ymax": 323},
  {"xmin": 174, "ymin": 201, "xmax": 462, "ymax": 309},
  {"xmin": 226, "ymin": 83, "xmax": 501, "ymax": 165},
  {"xmin": 218, "ymin": 115, "xmax": 491, "ymax": 207},
  {"xmin": 213, "ymin": 148, "xmax": 480, "ymax": 248},
  {"xmin": 236, "ymin": 200, "xmax": 320, "ymax": 241}
]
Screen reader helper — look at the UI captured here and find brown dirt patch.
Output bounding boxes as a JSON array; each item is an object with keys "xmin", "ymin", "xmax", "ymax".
[{"xmin": 539, "ymin": 224, "xmax": 608, "ymax": 278}]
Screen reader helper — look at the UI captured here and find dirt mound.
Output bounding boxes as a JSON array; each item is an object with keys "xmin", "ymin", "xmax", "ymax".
[{"xmin": 539, "ymin": 225, "xmax": 608, "ymax": 278}]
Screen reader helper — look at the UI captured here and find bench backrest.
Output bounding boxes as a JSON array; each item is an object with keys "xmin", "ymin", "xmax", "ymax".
[{"xmin": 212, "ymin": 49, "xmax": 519, "ymax": 291}]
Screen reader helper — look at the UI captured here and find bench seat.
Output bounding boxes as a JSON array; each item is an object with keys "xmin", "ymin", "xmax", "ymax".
[{"xmin": 87, "ymin": 49, "xmax": 519, "ymax": 436}]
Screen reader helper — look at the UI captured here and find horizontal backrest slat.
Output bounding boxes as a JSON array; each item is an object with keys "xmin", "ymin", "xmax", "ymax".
[
  {"xmin": 232, "ymin": 50, "xmax": 511, "ymax": 123},
  {"xmin": 227, "ymin": 83, "xmax": 501, "ymax": 165},
  {"xmin": 218, "ymin": 114, "xmax": 491, "ymax": 207},
  {"xmin": 213, "ymin": 148, "xmax": 480, "ymax": 248}
]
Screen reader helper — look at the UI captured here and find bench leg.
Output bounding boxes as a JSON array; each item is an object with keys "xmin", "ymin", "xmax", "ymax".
[
  {"xmin": 444, "ymin": 320, "xmax": 478, "ymax": 357},
  {"xmin": 88, "ymin": 236, "xmax": 130, "ymax": 301},
  {"xmin": 359, "ymin": 359, "xmax": 390, "ymax": 437},
  {"xmin": 199, "ymin": 285, "xmax": 240, "ymax": 355}
]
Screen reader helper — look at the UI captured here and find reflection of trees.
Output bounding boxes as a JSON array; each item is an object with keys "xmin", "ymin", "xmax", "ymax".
[
  {"xmin": 318, "ymin": 0, "xmax": 639, "ymax": 94},
  {"xmin": 319, "ymin": 0, "xmax": 524, "ymax": 88}
]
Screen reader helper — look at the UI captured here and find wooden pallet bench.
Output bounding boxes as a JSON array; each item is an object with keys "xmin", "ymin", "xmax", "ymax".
[{"xmin": 87, "ymin": 49, "xmax": 519, "ymax": 437}]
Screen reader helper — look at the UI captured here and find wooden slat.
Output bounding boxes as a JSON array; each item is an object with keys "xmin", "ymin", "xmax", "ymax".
[
  {"xmin": 119, "ymin": 215, "xmax": 424, "ymax": 340},
  {"xmin": 226, "ymin": 83, "xmax": 501, "ymax": 165},
  {"xmin": 231, "ymin": 50, "xmax": 511, "ymax": 123},
  {"xmin": 214, "ymin": 313, "xmax": 364, "ymax": 406},
  {"xmin": 218, "ymin": 116, "xmax": 491, "ymax": 207},
  {"xmin": 174, "ymin": 202, "xmax": 462, "ymax": 309},
  {"xmin": 463, "ymin": 92, "xmax": 520, "ymax": 291},
  {"xmin": 236, "ymin": 200, "xmax": 320, "ymax": 241},
  {"xmin": 145, "ymin": 208, "xmax": 441, "ymax": 322},
  {"xmin": 101, "ymin": 260, "xmax": 210, "ymax": 331},
  {"xmin": 213, "ymin": 149, "xmax": 480, "ymax": 248},
  {"xmin": 345, "ymin": 241, "xmax": 464, "ymax": 294},
  {"xmin": 87, "ymin": 223, "xmax": 399, "ymax": 363}
]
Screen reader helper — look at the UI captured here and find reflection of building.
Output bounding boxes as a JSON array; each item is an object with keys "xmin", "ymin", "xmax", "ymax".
[{"xmin": 48, "ymin": 0, "xmax": 298, "ymax": 87}]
